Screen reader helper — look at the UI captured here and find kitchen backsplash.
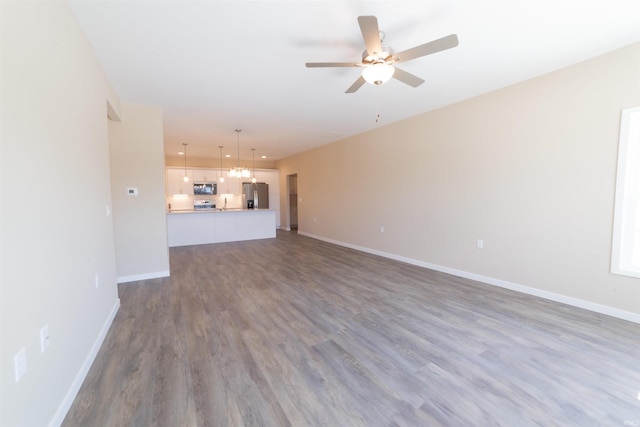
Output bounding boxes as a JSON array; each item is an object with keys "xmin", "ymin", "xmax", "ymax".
[{"xmin": 167, "ymin": 193, "xmax": 243, "ymax": 211}]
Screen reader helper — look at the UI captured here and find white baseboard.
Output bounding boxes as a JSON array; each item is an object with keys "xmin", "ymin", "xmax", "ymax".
[
  {"xmin": 299, "ymin": 231, "xmax": 640, "ymax": 324},
  {"xmin": 49, "ymin": 298, "xmax": 121, "ymax": 427},
  {"xmin": 117, "ymin": 270, "xmax": 170, "ymax": 284}
]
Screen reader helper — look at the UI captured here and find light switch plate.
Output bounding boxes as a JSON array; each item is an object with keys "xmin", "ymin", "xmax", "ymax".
[{"xmin": 14, "ymin": 347, "xmax": 27, "ymax": 382}]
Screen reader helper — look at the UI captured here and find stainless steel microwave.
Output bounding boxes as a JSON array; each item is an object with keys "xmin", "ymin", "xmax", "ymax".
[{"xmin": 193, "ymin": 182, "xmax": 216, "ymax": 195}]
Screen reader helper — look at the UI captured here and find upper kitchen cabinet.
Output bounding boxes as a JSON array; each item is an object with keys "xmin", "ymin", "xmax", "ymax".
[
  {"xmin": 253, "ymin": 170, "xmax": 280, "ymax": 190},
  {"xmin": 192, "ymin": 169, "xmax": 217, "ymax": 183},
  {"xmin": 166, "ymin": 167, "xmax": 193, "ymax": 195},
  {"xmin": 218, "ymin": 174, "xmax": 241, "ymax": 196}
]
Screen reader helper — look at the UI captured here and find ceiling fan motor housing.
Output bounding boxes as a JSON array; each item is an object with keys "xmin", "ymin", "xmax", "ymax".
[{"xmin": 362, "ymin": 45, "xmax": 394, "ymax": 65}]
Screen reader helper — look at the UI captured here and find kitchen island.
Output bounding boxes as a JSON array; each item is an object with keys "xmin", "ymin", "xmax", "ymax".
[{"xmin": 167, "ymin": 209, "xmax": 276, "ymax": 247}]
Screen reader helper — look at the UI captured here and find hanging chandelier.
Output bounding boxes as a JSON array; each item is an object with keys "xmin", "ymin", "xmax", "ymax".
[{"xmin": 228, "ymin": 129, "xmax": 251, "ymax": 178}]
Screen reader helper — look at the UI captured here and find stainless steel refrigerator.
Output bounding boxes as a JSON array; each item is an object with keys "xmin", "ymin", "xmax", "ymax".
[{"xmin": 242, "ymin": 182, "xmax": 269, "ymax": 209}]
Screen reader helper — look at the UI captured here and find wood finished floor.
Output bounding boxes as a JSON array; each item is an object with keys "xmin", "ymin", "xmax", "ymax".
[{"xmin": 63, "ymin": 231, "xmax": 640, "ymax": 426}]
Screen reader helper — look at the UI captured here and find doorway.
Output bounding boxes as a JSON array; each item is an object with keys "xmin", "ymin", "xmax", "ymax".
[{"xmin": 287, "ymin": 174, "xmax": 298, "ymax": 230}]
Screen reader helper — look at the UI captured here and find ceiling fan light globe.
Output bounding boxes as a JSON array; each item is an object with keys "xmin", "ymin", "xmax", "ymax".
[{"xmin": 362, "ymin": 63, "xmax": 394, "ymax": 86}]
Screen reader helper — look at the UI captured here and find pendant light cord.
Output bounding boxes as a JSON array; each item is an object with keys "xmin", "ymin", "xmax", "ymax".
[
  {"xmin": 218, "ymin": 145, "xmax": 224, "ymax": 183},
  {"xmin": 235, "ymin": 129, "xmax": 241, "ymax": 169},
  {"xmin": 183, "ymin": 143, "xmax": 188, "ymax": 176},
  {"xmin": 251, "ymin": 148, "xmax": 256, "ymax": 182}
]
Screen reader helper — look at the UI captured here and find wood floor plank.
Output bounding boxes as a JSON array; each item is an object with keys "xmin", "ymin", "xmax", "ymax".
[{"xmin": 62, "ymin": 231, "xmax": 640, "ymax": 426}]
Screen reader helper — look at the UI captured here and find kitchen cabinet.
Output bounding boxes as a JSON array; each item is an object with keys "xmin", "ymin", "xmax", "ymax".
[
  {"xmin": 215, "ymin": 213, "xmax": 237, "ymax": 243},
  {"xmin": 167, "ymin": 209, "xmax": 276, "ymax": 247},
  {"xmin": 167, "ymin": 211, "xmax": 215, "ymax": 246},
  {"xmin": 167, "ymin": 168, "xmax": 222, "ymax": 196},
  {"xmin": 192, "ymin": 168, "xmax": 217, "ymax": 183},
  {"xmin": 218, "ymin": 176, "xmax": 241, "ymax": 196},
  {"xmin": 253, "ymin": 170, "xmax": 279, "ymax": 189},
  {"xmin": 236, "ymin": 211, "xmax": 276, "ymax": 241},
  {"xmin": 166, "ymin": 168, "xmax": 193, "ymax": 195}
]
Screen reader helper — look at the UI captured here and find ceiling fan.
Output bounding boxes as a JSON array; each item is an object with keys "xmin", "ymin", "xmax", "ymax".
[{"xmin": 306, "ymin": 16, "xmax": 459, "ymax": 93}]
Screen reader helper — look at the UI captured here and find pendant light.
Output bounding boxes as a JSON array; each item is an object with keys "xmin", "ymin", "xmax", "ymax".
[
  {"xmin": 228, "ymin": 129, "xmax": 251, "ymax": 178},
  {"xmin": 182, "ymin": 143, "xmax": 189, "ymax": 182},
  {"xmin": 218, "ymin": 145, "xmax": 224, "ymax": 183},
  {"xmin": 251, "ymin": 148, "xmax": 257, "ymax": 184}
]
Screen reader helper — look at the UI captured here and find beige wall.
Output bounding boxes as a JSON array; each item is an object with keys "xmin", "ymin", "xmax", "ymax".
[
  {"xmin": 108, "ymin": 103, "xmax": 170, "ymax": 282},
  {"xmin": 165, "ymin": 155, "xmax": 276, "ymax": 170},
  {"xmin": 1, "ymin": 2, "xmax": 120, "ymax": 426},
  {"xmin": 277, "ymin": 43, "xmax": 640, "ymax": 318}
]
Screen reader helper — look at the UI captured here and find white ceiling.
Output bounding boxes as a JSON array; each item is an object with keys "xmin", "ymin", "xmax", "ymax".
[{"xmin": 68, "ymin": 0, "xmax": 640, "ymax": 162}]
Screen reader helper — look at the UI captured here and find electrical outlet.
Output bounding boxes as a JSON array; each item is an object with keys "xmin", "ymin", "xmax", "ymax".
[
  {"xmin": 476, "ymin": 239, "xmax": 484, "ymax": 249},
  {"xmin": 126, "ymin": 187, "xmax": 138, "ymax": 196},
  {"xmin": 94, "ymin": 273, "xmax": 100, "ymax": 289},
  {"xmin": 40, "ymin": 325, "xmax": 50, "ymax": 352},
  {"xmin": 380, "ymin": 226, "xmax": 385, "ymax": 234},
  {"xmin": 14, "ymin": 347, "xmax": 27, "ymax": 382}
]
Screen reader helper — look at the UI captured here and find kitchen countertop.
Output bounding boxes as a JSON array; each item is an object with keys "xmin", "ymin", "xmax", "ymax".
[{"xmin": 167, "ymin": 208, "xmax": 275, "ymax": 214}]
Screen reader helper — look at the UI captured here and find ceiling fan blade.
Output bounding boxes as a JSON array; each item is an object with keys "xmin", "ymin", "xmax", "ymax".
[
  {"xmin": 358, "ymin": 16, "xmax": 382, "ymax": 56},
  {"xmin": 392, "ymin": 67, "xmax": 425, "ymax": 88},
  {"xmin": 345, "ymin": 76, "xmax": 366, "ymax": 93},
  {"xmin": 393, "ymin": 34, "xmax": 459, "ymax": 63},
  {"xmin": 306, "ymin": 62, "xmax": 360, "ymax": 68}
]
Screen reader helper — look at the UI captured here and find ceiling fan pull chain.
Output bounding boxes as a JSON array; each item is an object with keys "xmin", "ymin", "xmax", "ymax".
[{"xmin": 375, "ymin": 85, "xmax": 382, "ymax": 123}]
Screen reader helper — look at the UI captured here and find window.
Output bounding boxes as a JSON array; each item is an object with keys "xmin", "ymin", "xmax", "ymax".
[{"xmin": 611, "ymin": 105, "xmax": 640, "ymax": 278}]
